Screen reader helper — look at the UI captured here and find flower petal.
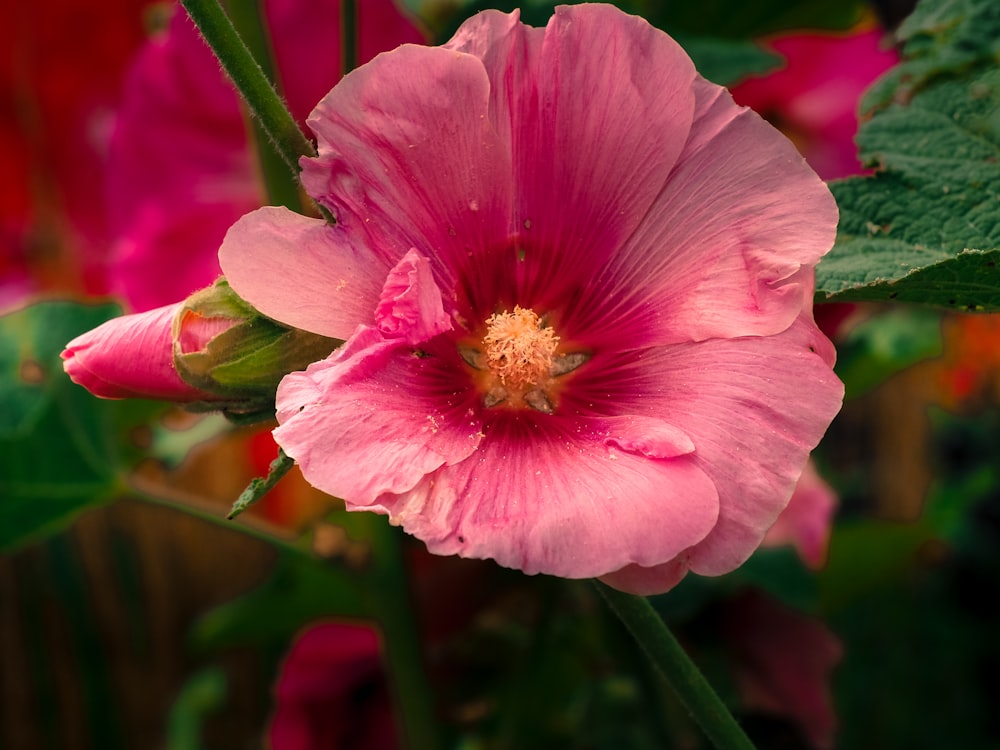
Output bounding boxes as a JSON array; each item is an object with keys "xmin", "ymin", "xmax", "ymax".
[
  {"xmin": 445, "ymin": 6, "xmax": 698, "ymax": 315},
  {"xmin": 376, "ymin": 414, "xmax": 719, "ymax": 580},
  {"xmin": 595, "ymin": 77, "xmax": 837, "ymax": 345},
  {"xmin": 300, "ymin": 43, "xmax": 514, "ymax": 291},
  {"xmin": 273, "ymin": 326, "xmax": 483, "ymax": 503},
  {"xmin": 598, "ymin": 315, "xmax": 843, "ymax": 576},
  {"xmin": 375, "ymin": 249, "xmax": 453, "ymax": 344},
  {"xmin": 219, "ymin": 206, "xmax": 386, "ymax": 340}
]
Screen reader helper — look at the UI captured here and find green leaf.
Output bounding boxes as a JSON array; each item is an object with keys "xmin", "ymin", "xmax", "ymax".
[
  {"xmin": 669, "ymin": 32, "xmax": 780, "ymax": 86},
  {"xmin": 0, "ymin": 302, "xmax": 164, "ymax": 551},
  {"xmin": 816, "ymin": 0, "xmax": 1000, "ymax": 309},
  {"xmin": 835, "ymin": 307, "xmax": 943, "ymax": 398},
  {"xmin": 190, "ymin": 547, "xmax": 368, "ymax": 651}
]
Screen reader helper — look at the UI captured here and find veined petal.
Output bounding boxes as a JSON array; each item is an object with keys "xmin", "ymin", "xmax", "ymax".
[
  {"xmin": 375, "ymin": 414, "xmax": 719, "ymax": 580},
  {"xmin": 300, "ymin": 43, "xmax": 514, "ymax": 290},
  {"xmin": 445, "ymin": 6, "xmax": 698, "ymax": 316},
  {"xmin": 274, "ymin": 326, "xmax": 483, "ymax": 503},
  {"xmin": 219, "ymin": 206, "xmax": 386, "ymax": 340},
  {"xmin": 592, "ymin": 77, "xmax": 837, "ymax": 346},
  {"xmin": 596, "ymin": 315, "xmax": 843, "ymax": 576}
]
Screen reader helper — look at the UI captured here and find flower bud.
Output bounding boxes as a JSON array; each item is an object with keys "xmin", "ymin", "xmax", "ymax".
[
  {"xmin": 62, "ymin": 279, "xmax": 339, "ymax": 415},
  {"xmin": 62, "ymin": 302, "xmax": 214, "ymax": 402},
  {"xmin": 172, "ymin": 279, "xmax": 339, "ymax": 406}
]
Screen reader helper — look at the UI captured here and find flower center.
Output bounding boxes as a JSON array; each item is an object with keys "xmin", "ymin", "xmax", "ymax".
[
  {"xmin": 482, "ymin": 306, "xmax": 559, "ymax": 389},
  {"xmin": 459, "ymin": 306, "xmax": 589, "ymax": 414}
]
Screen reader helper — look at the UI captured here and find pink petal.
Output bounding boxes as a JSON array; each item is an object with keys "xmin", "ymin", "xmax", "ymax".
[
  {"xmin": 61, "ymin": 303, "xmax": 211, "ymax": 401},
  {"xmin": 377, "ymin": 414, "xmax": 719, "ymax": 580},
  {"xmin": 273, "ymin": 326, "xmax": 483, "ymax": 502},
  {"xmin": 599, "ymin": 556, "xmax": 692, "ymax": 596},
  {"xmin": 723, "ymin": 590, "xmax": 842, "ymax": 750},
  {"xmin": 579, "ymin": 314, "xmax": 843, "ymax": 578},
  {"xmin": 300, "ymin": 43, "xmax": 514, "ymax": 293},
  {"xmin": 763, "ymin": 460, "xmax": 838, "ymax": 569},
  {"xmin": 596, "ymin": 77, "xmax": 837, "ymax": 346},
  {"xmin": 375, "ymin": 249, "xmax": 453, "ymax": 344},
  {"xmin": 444, "ymin": 6, "xmax": 699, "ymax": 317},
  {"xmin": 219, "ymin": 206, "xmax": 387, "ymax": 340}
]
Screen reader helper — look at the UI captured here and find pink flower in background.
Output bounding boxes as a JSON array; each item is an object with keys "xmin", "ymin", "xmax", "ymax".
[
  {"xmin": 723, "ymin": 589, "xmax": 843, "ymax": 750},
  {"xmin": 106, "ymin": 0, "xmax": 426, "ymax": 311},
  {"xmin": 730, "ymin": 28, "xmax": 898, "ymax": 181},
  {"xmin": 268, "ymin": 622, "xmax": 396, "ymax": 750},
  {"xmin": 764, "ymin": 461, "xmax": 838, "ymax": 569},
  {"xmin": 220, "ymin": 4, "xmax": 843, "ymax": 591}
]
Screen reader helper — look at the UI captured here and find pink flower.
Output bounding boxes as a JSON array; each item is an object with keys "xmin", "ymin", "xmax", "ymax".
[
  {"xmin": 61, "ymin": 302, "xmax": 219, "ymax": 401},
  {"xmin": 722, "ymin": 589, "xmax": 842, "ymax": 750},
  {"xmin": 106, "ymin": 0, "xmax": 426, "ymax": 311},
  {"xmin": 763, "ymin": 460, "xmax": 838, "ymax": 569},
  {"xmin": 268, "ymin": 622, "xmax": 396, "ymax": 750},
  {"xmin": 730, "ymin": 28, "xmax": 898, "ymax": 181},
  {"xmin": 220, "ymin": 5, "xmax": 843, "ymax": 591}
]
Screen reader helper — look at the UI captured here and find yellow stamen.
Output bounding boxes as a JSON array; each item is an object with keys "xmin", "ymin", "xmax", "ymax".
[{"xmin": 482, "ymin": 306, "xmax": 559, "ymax": 389}]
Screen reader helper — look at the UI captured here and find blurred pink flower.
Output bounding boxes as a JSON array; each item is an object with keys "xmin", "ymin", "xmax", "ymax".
[
  {"xmin": 61, "ymin": 302, "xmax": 221, "ymax": 401},
  {"xmin": 764, "ymin": 460, "xmax": 838, "ymax": 569},
  {"xmin": 220, "ymin": 5, "xmax": 843, "ymax": 591},
  {"xmin": 268, "ymin": 622, "xmax": 396, "ymax": 750},
  {"xmin": 731, "ymin": 28, "xmax": 898, "ymax": 181},
  {"xmin": 1, "ymin": 0, "xmax": 156, "ymax": 307},
  {"xmin": 723, "ymin": 589, "xmax": 842, "ymax": 750},
  {"xmin": 106, "ymin": 0, "xmax": 426, "ymax": 311}
]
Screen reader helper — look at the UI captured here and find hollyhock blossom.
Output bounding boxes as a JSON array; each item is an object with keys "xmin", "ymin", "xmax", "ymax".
[
  {"xmin": 220, "ymin": 5, "xmax": 843, "ymax": 591},
  {"xmin": 106, "ymin": 0, "xmax": 426, "ymax": 311},
  {"xmin": 730, "ymin": 27, "xmax": 898, "ymax": 181},
  {"xmin": 722, "ymin": 589, "xmax": 842, "ymax": 750},
  {"xmin": 268, "ymin": 622, "xmax": 396, "ymax": 750}
]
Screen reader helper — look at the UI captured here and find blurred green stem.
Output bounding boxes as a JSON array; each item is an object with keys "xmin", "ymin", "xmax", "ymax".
[
  {"xmin": 179, "ymin": 0, "xmax": 316, "ymax": 175},
  {"xmin": 593, "ymin": 581, "xmax": 757, "ymax": 750},
  {"xmin": 223, "ymin": 0, "xmax": 305, "ymax": 212},
  {"xmin": 358, "ymin": 516, "xmax": 444, "ymax": 750}
]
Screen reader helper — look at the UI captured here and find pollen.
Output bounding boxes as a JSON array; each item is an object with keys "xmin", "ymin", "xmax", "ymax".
[{"xmin": 482, "ymin": 306, "xmax": 559, "ymax": 389}]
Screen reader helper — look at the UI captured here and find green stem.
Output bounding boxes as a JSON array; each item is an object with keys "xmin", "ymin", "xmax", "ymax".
[
  {"xmin": 360, "ymin": 516, "xmax": 443, "ymax": 750},
  {"xmin": 224, "ymin": 0, "xmax": 305, "ymax": 212},
  {"xmin": 593, "ymin": 581, "xmax": 757, "ymax": 750},
  {"xmin": 340, "ymin": 0, "xmax": 358, "ymax": 76},
  {"xmin": 180, "ymin": 0, "xmax": 316, "ymax": 175}
]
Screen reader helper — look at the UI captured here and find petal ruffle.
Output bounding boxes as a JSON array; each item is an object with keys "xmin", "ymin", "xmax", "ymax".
[
  {"xmin": 376, "ymin": 414, "xmax": 719, "ymax": 580},
  {"xmin": 273, "ymin": 326, "xmax": 483, "ymax": 503},
  {"xmin": 219, "ymin": 206, "xmax": 386, "ymax": 340},
  {"xmin": 375, "ymin": 249, "xmax": 453, "ymax": 344},
  {"xmin": 593, "ymin": 77, "xmax": 837, "ymax": 346}
]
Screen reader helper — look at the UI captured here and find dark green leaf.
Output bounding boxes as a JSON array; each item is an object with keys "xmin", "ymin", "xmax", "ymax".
[
  {"xmin": 0, "ymin": 302, "xmax": 164, "ymax": 551},
  {"xmin": 816, "ymin": 0, "xmax": 1000, "ymax": 309},
  {"xmin": 190, "ymin": 548, "xmax": 368, "ymax": 651}
]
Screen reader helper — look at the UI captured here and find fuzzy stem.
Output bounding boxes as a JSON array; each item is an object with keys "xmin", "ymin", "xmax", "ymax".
[
  {"xmin": 179, "ymin": 0, "xmax": 316, "ymax": 175},
  {"xmin": 593, "ymin": 581, "xmax": 757, "ymax": 750}
]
